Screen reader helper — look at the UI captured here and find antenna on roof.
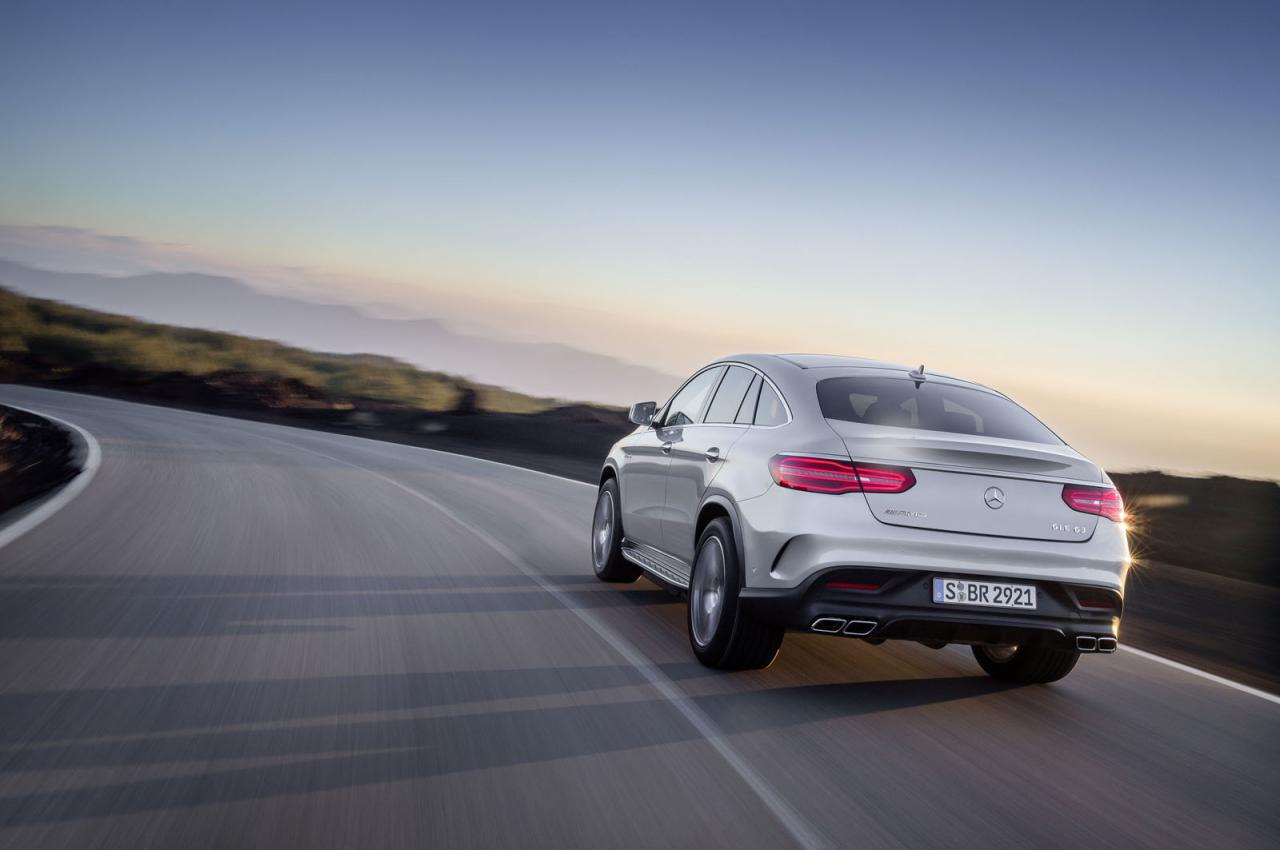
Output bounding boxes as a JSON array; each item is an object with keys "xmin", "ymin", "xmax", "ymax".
[{"xmin": 909, "ymin": 364, "xmax": 926, "ymax": 387}]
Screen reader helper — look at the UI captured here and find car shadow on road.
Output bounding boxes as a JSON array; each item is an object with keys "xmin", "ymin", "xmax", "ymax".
[{"xmin": 0, "ymin": 671, "xmax": 1008, "ymax": 826}]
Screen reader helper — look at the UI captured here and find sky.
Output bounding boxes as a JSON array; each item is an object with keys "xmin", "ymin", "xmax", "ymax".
[{"xmin": 2, "ymin": 0, "xmax": 1278, "ymax": 478}]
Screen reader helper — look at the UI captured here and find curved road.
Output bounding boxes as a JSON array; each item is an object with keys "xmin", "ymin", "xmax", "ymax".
[{"xmin": 0, "ymin": 386, "xmax": 1276, "ymax": 849}]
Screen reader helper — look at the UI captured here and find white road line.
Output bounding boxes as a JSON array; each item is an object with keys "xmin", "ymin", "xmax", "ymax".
[
  {"xmin": 1120, "ymin": 646, "xmax": 1280, "ymax": 706},
  {"xmin": 262, "ymin": 434, "xmax": 832, "ymax": 850},
  {"xmin": 0, "ymin": 405, "xmax": 103, "ymax": 551}
]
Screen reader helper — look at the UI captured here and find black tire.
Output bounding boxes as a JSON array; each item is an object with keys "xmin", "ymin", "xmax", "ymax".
[
  {"xmin": 590, "ymin": 478, "xmax": 641, "ymax": 582},
  {"xmin": 972, "ymin": 643, "xmax": 1080, "ymax": 684},
  {"xmin": 688, "ymin": 518, "xmax": 784, "ymax": 670}
]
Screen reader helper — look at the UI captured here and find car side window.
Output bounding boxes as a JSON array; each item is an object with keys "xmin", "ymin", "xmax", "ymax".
[
  {"xmin": 754, "ymin": 381, "xmax": 788, "ymax": 426},
  {"xmin": 734, "ymin": 375, "xmax": 762, "ymax": 424},
  {"xmin": 704, "ymin": 366, "xmax": 755, "ymax": 423},
  {"xmin": 661, "ymin": 366, "xmax": 725, "ymax": 427}
]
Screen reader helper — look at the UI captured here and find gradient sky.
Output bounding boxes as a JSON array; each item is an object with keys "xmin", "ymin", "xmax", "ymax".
[{"xmin": 2, "ymin": 0, "xmax": 1278, "ymax": 477}]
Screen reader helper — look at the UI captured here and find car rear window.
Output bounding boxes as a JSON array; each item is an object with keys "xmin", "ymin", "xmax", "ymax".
[{"xmin": 816, "ymin": 377, "xmax": 1062, "ymax": 445}]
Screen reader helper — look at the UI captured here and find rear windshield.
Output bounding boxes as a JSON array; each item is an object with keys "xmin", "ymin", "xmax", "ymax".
[{"xmin": 816, "ymin": 377, "xmax": 1062, "ymax": 445}]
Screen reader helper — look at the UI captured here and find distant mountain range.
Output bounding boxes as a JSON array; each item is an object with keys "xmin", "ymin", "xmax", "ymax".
[{"xmin": 0, "ymin": 259, "xmax": 681, "ymax": 405}]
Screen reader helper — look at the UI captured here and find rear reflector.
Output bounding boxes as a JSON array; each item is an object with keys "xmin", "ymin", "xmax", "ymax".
[
  {"xmin": 1074, "ymin": 587, "xmax": 1122, "ymax": 612},
  {"xmin": 769, "ymin": 456, "xmax": 915, "ymax": 494},
  {"xmin": 1061, "ymin": 484, "xmax": 1124, "ymax": 522},
  {"xmin": 826, "ymin": 581, "xmax": 882, "ymax": 591}
]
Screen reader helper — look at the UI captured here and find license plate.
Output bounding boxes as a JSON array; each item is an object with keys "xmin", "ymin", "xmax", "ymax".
[{"xmin": 932, "ymin": 578, "xmax": 1036, "ymax": 610}]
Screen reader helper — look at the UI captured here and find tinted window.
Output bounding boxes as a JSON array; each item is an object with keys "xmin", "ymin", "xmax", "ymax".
[
  {"xmin": 661, "ymin": 366, "xmax": 724, "ymax": 427},
  {"xmin": 705, "ymin": 366, "xmax": 755, "ymax": 423},
  {"xmin": 735, "ymin": 375, "xmax": 762, "ymax": 424},
  {"xmin": 754, "ymin": 382, "xmax": 788, "ymax": 426},
  {"xmin": 816, "ymin": 377, "xmax": 1061, "ymax": 444}
]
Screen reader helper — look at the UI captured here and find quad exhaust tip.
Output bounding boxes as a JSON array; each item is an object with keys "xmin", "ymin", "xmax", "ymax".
[
  {"xmin": 1075, "ymin": 636, "xmax": 1118, "ymax": 653},
  {"xmin": 810, "ymin": 617, "xmax": 878, "ymax": 636}
]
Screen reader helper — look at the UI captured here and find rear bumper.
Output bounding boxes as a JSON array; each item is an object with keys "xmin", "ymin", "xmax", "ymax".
[{"xmin": 739, "ymin": 567, "xmax": 1121, "ymax": 652}]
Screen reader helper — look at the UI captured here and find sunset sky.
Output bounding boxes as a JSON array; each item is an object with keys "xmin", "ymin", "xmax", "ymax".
[{"xmin": 2, "ymin": 1, "xmax": 1278, "ymax": 478}]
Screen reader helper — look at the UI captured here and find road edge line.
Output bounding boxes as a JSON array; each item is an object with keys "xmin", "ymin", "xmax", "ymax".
[
  {"xmin": 1119, "ymin": 645, "xmax": 1280, "ymax": 706},
  {"xmin": 0, "ymin": 404, "xmax": 103, "ymax": 552}
]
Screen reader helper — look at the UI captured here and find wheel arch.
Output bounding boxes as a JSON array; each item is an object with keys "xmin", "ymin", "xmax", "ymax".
[{"xmin": 695, "ymin": 494, "xmax": 747, "ymax": 586}]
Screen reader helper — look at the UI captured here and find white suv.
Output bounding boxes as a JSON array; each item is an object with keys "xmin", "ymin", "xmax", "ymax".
[{"xmin": 590, "ymin": 354, "xmax": 1129, "ymax": 683}]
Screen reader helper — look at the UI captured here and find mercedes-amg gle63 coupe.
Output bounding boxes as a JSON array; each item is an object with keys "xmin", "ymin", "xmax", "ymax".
[{"xmin": 590, "ymin": 354, "xmax": 1129, "ymax": 683}]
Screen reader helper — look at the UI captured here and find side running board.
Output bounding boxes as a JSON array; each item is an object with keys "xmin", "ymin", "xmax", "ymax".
[{"xmin": 620, "ymin": 539, "xmax": 692, "ymax": 589}]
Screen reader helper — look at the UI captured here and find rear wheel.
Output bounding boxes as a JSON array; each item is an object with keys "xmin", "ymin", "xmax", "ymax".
[
  {"xmin": 590, "ymin": 478, "xmax": 641, "ymax": 582},
  {"xmin": 688, "ymin": 518, "xmax": 783, "ymax": 670},
  {"xmin": 972, "ymin": 643, "xmax": 1079, "ymax": 683}
]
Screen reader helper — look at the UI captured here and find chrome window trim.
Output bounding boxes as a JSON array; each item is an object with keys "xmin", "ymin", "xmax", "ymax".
[{"xmin": 655, "ymin": 360, "xmax": 793, "ymax": 430}]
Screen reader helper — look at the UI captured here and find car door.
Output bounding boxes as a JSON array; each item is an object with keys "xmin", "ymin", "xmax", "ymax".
[
  {"xmin": 617, "ymin": 423, "xmax": 670, "ymax": 548},
  {"xmin": 660, "ymin": 365, "xmax": 757, "ymax": 562},
  {"xmin": 619, "ymin": 366, "xmax": 723, "ymax": 548}
]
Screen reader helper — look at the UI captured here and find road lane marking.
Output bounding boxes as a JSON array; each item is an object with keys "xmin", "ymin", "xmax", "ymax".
[
  {"xmin": 262, "ymin": 434, "xmax": 832, "ymax": 850},
  {"xmin": 0, "ymin": 405, "xmax": 103, "ymax": 552},
  {"xmin": 1119, "ymin": 646, "xmax": 1280, "ymax": 706}
]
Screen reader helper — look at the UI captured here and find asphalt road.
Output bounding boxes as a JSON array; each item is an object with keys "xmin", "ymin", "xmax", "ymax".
[{"xmin": 0, "ymin": 386, "xmax": 1276, "ymax": 850}]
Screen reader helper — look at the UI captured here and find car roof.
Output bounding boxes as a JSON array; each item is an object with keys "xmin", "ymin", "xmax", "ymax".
[
  {"xmin": 713, "ymin": 353, "xmax": 1004, "ymax": 398},
  {"xmin": 772, "ymin": 353, "xmax": 912, "ymax": 371}
]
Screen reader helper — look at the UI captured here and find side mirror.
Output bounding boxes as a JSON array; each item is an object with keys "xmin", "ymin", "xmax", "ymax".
[{"xmin": 628, "ymin": 401, "xmax": 658, "ymax": 427}]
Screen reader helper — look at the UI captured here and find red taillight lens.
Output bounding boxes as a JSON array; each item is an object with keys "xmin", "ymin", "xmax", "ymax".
[
  {"xmin": 854, "ymin": 465, "xmax": 916, "ymax": 493},
  {"xmin": 1062, "ymin": 485, "xmax": 1124, "ymax": 523},
  {"xmin": 769, "ymin": 456, "xmax": 860, "ymax": 493},
  {"xmin": 769, "ymin": 456, "xmax": 915, "ymax": 495}
]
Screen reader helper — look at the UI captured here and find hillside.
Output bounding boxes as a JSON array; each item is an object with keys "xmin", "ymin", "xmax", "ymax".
[
  {"xmin": 0, "ymin": 287, "xmax": 639, "ymax": 477},
  {"xmin": 0, "ymin": 258, "xmax": 681, "ymax": 406},
  {"xmin": 0, "ymin": 287, "xmax": 577, "ymax": 414},
  {"xmin": 1111, "ymin": 471, "xmax": 1280, "ymax": 588}
]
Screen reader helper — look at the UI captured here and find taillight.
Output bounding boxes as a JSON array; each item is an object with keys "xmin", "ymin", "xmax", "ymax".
[
  {"xmin": 769, "ymin": 455, "xmax": 915, "ymax": 494},
  {"xmin": 1062, "ymin": 484, "xmax": 1124, "ymax": 522},
  {"xmin": 854, "ymin": 465, "xmax": 916, "ymax": 493}
]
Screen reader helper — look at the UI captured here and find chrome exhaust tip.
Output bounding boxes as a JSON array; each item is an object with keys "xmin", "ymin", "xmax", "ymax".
[
  {"xmin": 1096, "ymin": 637, "xmax": 1117, "ymax": 653},
  {"xmin": 811, "ymin": 617, "xmax": 847, "ymax": 634},
  {"xmin": 1076, "ymin": 636, "xmax": 1098, "ymax": 652},
  {"xmin": 843, "ymin": 619, "xmax": 877, "ymax": 637}
]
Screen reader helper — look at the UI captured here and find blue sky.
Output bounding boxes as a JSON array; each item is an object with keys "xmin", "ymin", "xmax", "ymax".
[{"xmin": 2, "ymin": 0, "xmax": 1278, "ymax": 476}]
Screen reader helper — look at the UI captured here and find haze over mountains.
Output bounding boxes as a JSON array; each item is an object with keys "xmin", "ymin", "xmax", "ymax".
[{"xmin": 0, "ymin": 259, "xmax": 681, "ymax": 406}]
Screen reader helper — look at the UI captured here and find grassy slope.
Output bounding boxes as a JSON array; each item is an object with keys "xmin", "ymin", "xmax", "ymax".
[{"xmin": 0, "ymin": 287, "xmax": 563, "ymax": 414}]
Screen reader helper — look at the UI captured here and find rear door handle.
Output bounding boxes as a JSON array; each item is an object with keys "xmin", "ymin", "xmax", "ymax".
[
  {"xmin": 704, "ymin": 447, "xmax": 720, "ymax": 462},
  {"xmin": 661, "ymin": 442, "xmax": 672, "ymax": 455}
]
